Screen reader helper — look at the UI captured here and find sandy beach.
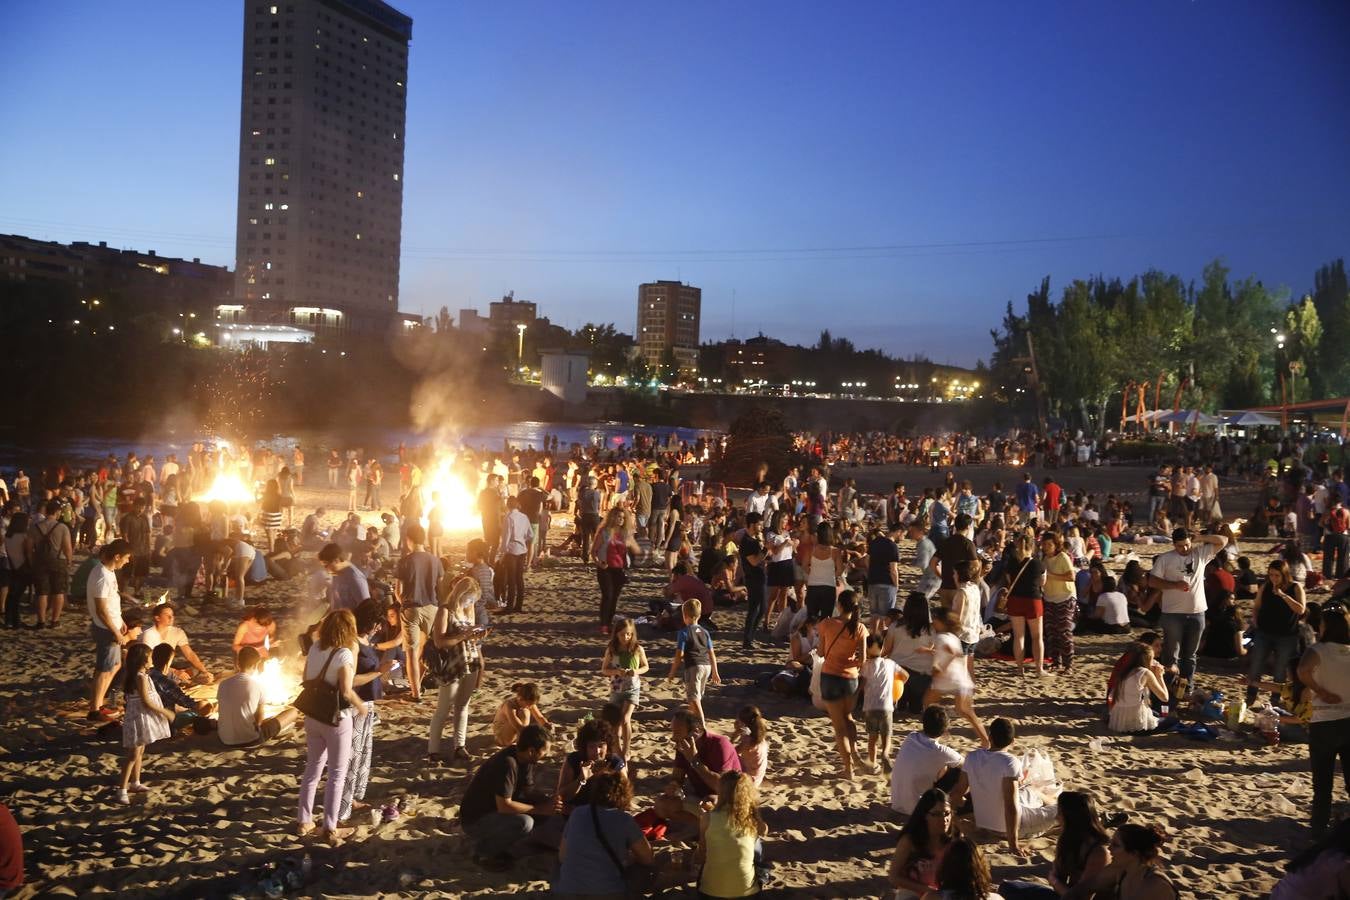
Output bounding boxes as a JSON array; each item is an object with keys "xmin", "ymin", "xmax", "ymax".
[{"xmin": 0, "ymin": 469, "xmax": 1310, "ymax": 898}]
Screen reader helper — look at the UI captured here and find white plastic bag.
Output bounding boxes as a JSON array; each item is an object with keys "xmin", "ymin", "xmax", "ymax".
[
  {"xmin": 808, "ymin": 650, "xmax": 827, "ymax": 711},
  {"xmin": 1019, "ymin": 747, "xmax": 1062, "ymax": 806}
]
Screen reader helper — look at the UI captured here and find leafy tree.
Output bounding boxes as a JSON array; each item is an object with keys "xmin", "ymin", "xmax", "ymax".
[{"xmin": 1310, "ymin": 260, "xmax": 1350, "ymax": 395}]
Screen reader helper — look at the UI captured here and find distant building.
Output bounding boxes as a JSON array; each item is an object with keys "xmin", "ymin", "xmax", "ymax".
[
  {"xmin": 458, "ymin": 308, "xmax": 491, "ymax": 340},
  {"xmin": 488, "ymin": 292, "xmax": 537, "ymax": 329},
  {"xmin": 539, "ymin": 349, "xmax": 589, "ymax": 405},
  {"xmin": 637, "ymin": 280, "xmax": 700, "ymax": 379},
  {"xmin": 0, "ymin": 234, "xmax": 232, "ymax": 312},
  {"xmin": 232, "ymin": 0, "xmax": 415, "ymax": 340},
  {"xmin": 722, "ymin": 335, "xmax": 795, "ymax": 384}
]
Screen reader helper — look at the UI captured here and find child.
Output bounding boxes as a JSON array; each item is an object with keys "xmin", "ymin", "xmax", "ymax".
[
  {"xmin": 492, "ymin": 682, "xmax": 552, "ymax": 747},
  {"xmin": 860, "ymin": 635, "xmax": 906, "ymax": 773},
  {"xmin": 734, "ymin": 705, "xmax": 770, "ymax": 786},
  {"xmin": 668, "ymin": 598, "xmax": 721, "ymax": 723},
  {"xmin": 951, "ymin": 560, "xmax": 984, "ymax": 677},
  {"xmin": 117, "ymin": 642, "xmax": 174, "ymax": 804},
  {"xmin": 464, "ymin": 539, "xmax": 498, "ymax": 625},
  {"xmin": 601, "ymin": 617, "xmax": 650, "ymax": 758},
  {"xmin": 923, "ymin": 609, "xmax": 990, "ymax": 748},
  {"xmin": 1234, "ymin": 556, "xmax": 1261, "ymax": 600}
]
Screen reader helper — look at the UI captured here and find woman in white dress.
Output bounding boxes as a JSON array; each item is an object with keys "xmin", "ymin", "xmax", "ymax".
[{"xmin": 1109, "ymin": 644, "xmax": 1170, "ymax": 734}]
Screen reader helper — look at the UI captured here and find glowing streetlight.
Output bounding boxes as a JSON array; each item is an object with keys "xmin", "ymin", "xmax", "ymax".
[{"xmin": 516, "ymin": 322, "xmax": 527, "ymax": 361}]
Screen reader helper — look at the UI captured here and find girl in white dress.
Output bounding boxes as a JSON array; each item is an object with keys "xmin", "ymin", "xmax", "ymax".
[
  {"xmin": 922, "ymin": 609, "xmax": 990, "ymax": 748},
  {"xmin": 1109, "ymin": 644, "xmax": 1170, "ymax": 734},
  {"xmin": 117, "ymin": 642, "xmax": 174, "ymax": 804}
]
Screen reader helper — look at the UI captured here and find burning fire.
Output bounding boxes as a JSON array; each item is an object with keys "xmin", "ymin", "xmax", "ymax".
[
  {"xmin": 259, "ymin": 656, "xmax": 296, "ymax": 710},
  {"xmin": 420, "ymin": 456, "xmax": 485, "ymax": 534},
  {"xmin": 195, "ymin": 470, "xmax": 256, "ymax": 505}
]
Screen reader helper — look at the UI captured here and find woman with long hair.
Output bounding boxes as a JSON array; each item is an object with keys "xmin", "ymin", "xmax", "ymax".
[
  {"xmin": 1106, "ymin": 824, "xmax": 1177, "ymax": 899},
  {"xmin": 934, "ymin": 835, "xmax": 995, "ymax": 900},
  {"xmin": 882, "ymin": 592, "xmax": 936, "ymax": 714},
  {"xmin": 259, "ymin": 478, "xmax": 284, "ymax": 549},
  {"xmin": 804, "ymin": 523, "xmax": 844, "ymax": 620},
  {"xmin": 1299, "ymin": 602, "xmax": 1350, "ymax": 837},
  {"xmin": 1040, "ymin": 531, "xmax": 1076, "ymax": 673},
  {"xmin": 593, "ymin": 506, "xmax": 642, "ymax": 634},
  {"xmin": 1246, "ymin": 560, "xmax": 1306, "ymax": 706},
  {"xmin": 338, "ymin": 600, "xmax": 394, "ymax": 824},
  {"xmin": 1003, "ymin": 532, "xmax": 1047, "ymax": 676},
  {"xmin": 232, "ymin": 606, "xmax": 277, "ymax": 657},
  {"xmin": 297, "ymin": 609, "xmax": 368, "ymax": 843},
  {"xmin": 696, "ymin": 771, "xmax": 768, "ymax": 899},
  {"xmin": 427, "ymin": 576, "xmax": 484, "ymax": 765},
  {"xmin": 887, "ymin": 787, "xmax": 958, "ymax": 899},
  {"xmin": 1109, "ymin": 643, "xmax": 1170, "ymax": 734},
  {"xmin": 764, "ymin": 511, "xmax": 797, "ymax": 630},
  {"xmin": 1000, "ymin": 791, "xmax": 1111, "ymax": 898},
  {"xmin": 815, "ymin": 589, "xmax": 870, "ymax": 778}
]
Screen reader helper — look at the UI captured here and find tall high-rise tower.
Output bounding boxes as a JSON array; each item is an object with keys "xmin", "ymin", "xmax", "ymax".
[
  {"xmin": 637, "ymin": 280, "xmax": 701, "ymax": 380},
  {"xmin": 233, "ymin": 0, "xmax": 412, "ymax": 339}
]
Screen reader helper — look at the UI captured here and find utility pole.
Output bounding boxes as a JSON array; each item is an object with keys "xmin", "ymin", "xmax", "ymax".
[{"xmin": 1013, "ymin": 333, "xmax": 1048, "ymax": 435}]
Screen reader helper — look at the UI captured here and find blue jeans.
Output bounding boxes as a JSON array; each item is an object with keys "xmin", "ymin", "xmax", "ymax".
[
  {"xmin": 743, "ymin": 577, "xmax": 766, "ymax": 647},
  {"xmin": 1160, "ymin": 611, "xmax": 1205, "ymax": 683},
  {"xmin": 1248, "ymin": 631, "xmax": 1300, "ymax": 686}
]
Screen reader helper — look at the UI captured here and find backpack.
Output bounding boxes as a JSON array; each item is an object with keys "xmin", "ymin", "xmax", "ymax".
[
  {"xmin": 69, "ymin": 555, "xmax": 99, "ymax": 600},
  {"xmin": 34, "ymin": 522, "xmax": 64, "ymax": 573}
]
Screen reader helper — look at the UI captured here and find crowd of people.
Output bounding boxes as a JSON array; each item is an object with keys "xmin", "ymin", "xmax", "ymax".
[{"xmin": 2, "ymin": 431, "xmax": 1350, "ymax": 898}]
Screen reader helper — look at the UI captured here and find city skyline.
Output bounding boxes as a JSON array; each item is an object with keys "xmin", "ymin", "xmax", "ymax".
[{"xmin": 3, "ymin": 1, "xmax": 1349, "ymax": 366}]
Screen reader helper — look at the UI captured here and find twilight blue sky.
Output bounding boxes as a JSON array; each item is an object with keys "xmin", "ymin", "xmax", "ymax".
[{"xmin": 2, "ymin": 1, "xmax": 1348, "ymax": 365}]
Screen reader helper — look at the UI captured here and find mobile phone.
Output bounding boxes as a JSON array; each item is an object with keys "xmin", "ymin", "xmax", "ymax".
[{"xmin": 388, "ymin": 660, "xmax": 401, "ymax": 671}]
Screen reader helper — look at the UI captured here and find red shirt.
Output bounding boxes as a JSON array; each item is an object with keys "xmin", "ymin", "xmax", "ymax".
[
  {"xmin": 0, "ymin": 803, "xmax": 22, "ymax": 891},
  {"xmin": 1044, "ymin": 482, "xmax": 1062, "ymax": 511},
  {"xmin": 675, "ymin": 732, "xmax": 742, "ymax": 798}
]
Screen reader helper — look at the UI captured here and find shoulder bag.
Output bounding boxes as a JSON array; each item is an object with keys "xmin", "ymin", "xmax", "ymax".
[
  {"xmin": 590, "ymin": 802, "xmax": 658, "ymax": 898},
  {"xmin": 293, "ymin": 648, "xmax": 349, "ymax": 725}
]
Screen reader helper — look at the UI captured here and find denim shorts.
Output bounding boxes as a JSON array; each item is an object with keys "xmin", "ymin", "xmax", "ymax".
[
  {"xmin": 819, "ymin": 673, "xmax": 858, "ymax": 702},
  {"xmin": 91, "ymin": 624, "xmax": 120, "ymax": 674}
]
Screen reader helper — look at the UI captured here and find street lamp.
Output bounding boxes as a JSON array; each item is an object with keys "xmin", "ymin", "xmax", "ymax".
[{"xmin": 516, "ymin": 322, "xmax": 527, "ymax": 362}]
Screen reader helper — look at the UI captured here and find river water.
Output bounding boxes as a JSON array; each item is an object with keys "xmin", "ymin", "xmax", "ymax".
[{"xmin": 0, "ymin": 421, "xmax": 717, "ymax": 470}]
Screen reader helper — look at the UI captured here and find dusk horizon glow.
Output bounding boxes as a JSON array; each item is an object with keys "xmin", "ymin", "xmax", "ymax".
[{"xmin": 2, "ymin": 0, "xmax": 1348, "ymax": 365}]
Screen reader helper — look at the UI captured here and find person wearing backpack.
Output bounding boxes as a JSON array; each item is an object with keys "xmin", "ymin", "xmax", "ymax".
[{"xmin": 29, "ymin": 499, "xmax": 72, "ymax": 629}]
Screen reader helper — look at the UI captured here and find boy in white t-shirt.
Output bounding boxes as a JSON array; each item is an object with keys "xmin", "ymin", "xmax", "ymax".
[{"xmin": 860, "ymin": 635, "xmax": 907, "ymax": 774}]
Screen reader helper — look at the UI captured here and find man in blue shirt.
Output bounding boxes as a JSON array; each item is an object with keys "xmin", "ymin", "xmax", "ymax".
[{"xmin": 1014, "ymin": 472, "xmax": 1040, "ymax": 526}]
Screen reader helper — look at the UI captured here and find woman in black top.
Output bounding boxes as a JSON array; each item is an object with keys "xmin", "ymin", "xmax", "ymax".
[
  {"xmin": 1246, "ymin": 559, "xmax": 1306, "ymax": 705},
  {"xmin": 1002, "ymin": 533, "xmax": 1046, "ymax": 677}
]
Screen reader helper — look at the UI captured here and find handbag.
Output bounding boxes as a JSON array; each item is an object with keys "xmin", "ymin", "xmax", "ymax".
[
  {"xmin": 293, "ymin": 649, "xmax": 349, "ymax": 726},
  {"xmin": 590, "ymin": 802, "xmax": 658, "ymax": 898}
]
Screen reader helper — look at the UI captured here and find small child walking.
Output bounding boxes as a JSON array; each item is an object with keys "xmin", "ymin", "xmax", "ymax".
[
  {"xmin": 923, "ymin": 608, "xmax": 990, "ymax": 748},
  {"xmin": 600, "ymin": 617, "xmax": 649, "ymax": 758},
  {"xmin": 668, "ymin": 598, "xmax": 720, "ymax": 724},
  {"xmin": 492, "ymin": 682, "xmax": 552, "ymax": 747},
  {"xmin": 117, "ymin": 642, "xmax": 174, "ymax": 804},
  {"xmin": 860, "ymin": 635, "xmax": 906, "ymax": 773}
]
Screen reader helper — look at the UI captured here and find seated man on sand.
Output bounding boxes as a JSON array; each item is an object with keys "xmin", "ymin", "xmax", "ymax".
[
  {"xmin": 457, "ymin": 724, "xmax": 561, "ymax": 872},
  {"xmin": 216, "ymin": 647, "xmax": 299, "ymax": 747},
  {"xmin": 140, "ymin": 603, "xmax": 214, "ymax": 683},
  {"xmin": 963, "ymin": 717, "xmax": 1058, "ymax": 857},
  {"xmin": 891, "ymin": 705, "xmax": 969, "ymax": 815},
  {"xmin": 653, "ymin": 709, "xmax": 742, "ymax": 827}
]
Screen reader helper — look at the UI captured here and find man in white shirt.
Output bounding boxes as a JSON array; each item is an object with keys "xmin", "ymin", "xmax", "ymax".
[
  {"xmin": 140, "ymin": 603, "xmax": 213, "ymax": 683},
  {"xmin": 963, "ymin": 717, "xmax": 1057, "ymax": 857},
  {"xmin": 1147, "ymin": 527, "xmax": 1230, "ymax": 690},
  {"xmin": 746, "ymin": 482, "xmax": 777, "ymax": 517},
  {"xmin": 497, "ymin": 496, "xmax": 532, "ymax": 612},
  {"xmin": 87, "ymin": 540, "xmax": 139, "ymax": 721},
  {"xmin": 217, "ymin": 646, "xmax": 298, "ymax": 747},
  {"xmin": 890, "ymin": 705, "xmax": 967, "ymax": 814}
]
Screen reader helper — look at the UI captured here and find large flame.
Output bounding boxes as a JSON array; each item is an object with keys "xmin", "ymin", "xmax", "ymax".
[
  {"xmin": 259, "ymin": 656, "xmax": 297, "ymax": 711},
  {"xmin": 420, "ymin": 456, "xmax": 485, "ymax": 534},
  {"xmin": 195, "ymin": 470, "xmax": 256, "ymax": 504}
]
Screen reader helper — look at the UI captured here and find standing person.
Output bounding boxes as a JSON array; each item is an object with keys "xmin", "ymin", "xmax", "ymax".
[
  {"xmin": 516, "ymin": 476, "xmax": 548, "ymax": 567},
  {"xmin": 577, "ymin": 476, "xmax": 603, "ymax": 563},
  {"xmin": 1003, "ymin": 532, "xmax": 1047, "ymax": 676},
  {"xmin": 395, "ymin": 523, "xmax": 442, "ymax": 701},
  {"xmin": 1042, "ymin": 477, "xmax": 1062, "ymax": 526},
  {"xmin": 114, "ymin": 643, "xmax": 174, "ymax": 804},
  {"xmin": 297, "ymin": 609, "xmax": 368, "ymax": 844},
  {"xmin": 30, "ymin": 499, "xmax": 73, "ymax": 627},
  {"xmin": 861, "ymin": 635, "xmax": 904, "ymax": 773},
  {"xmin": 292, "ymin": 445, "xmax": 305, "ymax": 487},
  {"xmin": 346, "ymin": 459, "xmax": 361, "ymax": 513},
  {"xmin": 764, "ymin": 511, "xmax": 797, "ymax": 630},
  {"xmin": 649, "ymin": 469, "xmax": 672, "ymax": 546},
  {"xmin": 1323, "ymin": 496, "xmax": 1350, "ymax": 581},
  {"xmin": 497, "ymin": 497, "xmax": 531, "ymax": 612},
  {"xmin": 882, "ymin": 592, "xmax": 937, "ymax": 714},
  {"xmin": 1015, "ymin": 472, "xmax": 1040, "ymax": 527},
  {"xmin": 815, "ymin": 590, "xmax": 869, "ymax": 779},
  {"xmin": 338, "ymin": 602, "xmax": 394, "ymax": 824},
  {"xmin": 117, "ymin": 500, "xmax": 151, "ymax": 599},
  {"xmin": 327, "ymin": 449, "xmax": 341, "ymax": 489},
  {"xmin": 908, "ymin": 520, "xmax": 941, "ymax": 600},
  {"xmin": 1299, "ymin": 602, "xmax": 1350, "ymax": 837},
  {"xmin": 866, "ymin": 521, "xmax": 903, "ymax": 632},
  {"xmin": 887, "ymin": 788, "xmax": 959, "ymax": 900},
  {"xmin": 593, "ymin": 507, "xmax": 641, "ymax": 633},
  {"xmin": 739, "ymin": 512, "xmax": 768, "ymax": 650},
  {"xmin": 3, "ymin": 512, "xmax": 32, "ymax": 630},
  {"xmin": 600, "ymin": 616, "xmax": 649, "ymax": 759},
  {"xmin": 1245, "ymin": 560, "xmax": 1306, "ymax": 707},
  {"xmin": 427, "ymin": 577, "xmax": 485, "ymax": 765},
  {"xmin": 923, "ymin": 609, "xmax": 991, "ymax": 748},
  {"xmin": 668, "ymin": 598, "xmax": 721, "ymax": 724},
  {"xmin": 87, "ymin": 540, "xmax": 138, "ymax": 721},
  {"xmin": 935, "ymin": 514, "xmax": 978, "ymax": 613},
  {"xmin": 1040, "ymin": 531, "xmax": 1077, "ymax": 673},
  {"xmin": 803, "ymin": 523, "xmax": 844, "ymax": 620},
  {"xmin": 1147, "ymin": 526, "xmax": 1230, "ymax": 697}
]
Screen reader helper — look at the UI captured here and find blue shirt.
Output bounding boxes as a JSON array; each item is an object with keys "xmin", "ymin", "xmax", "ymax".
[
  {"xmin": 329, "ymin": 565, "xmax": 370, "ymax": 611},
  {"xmin": 553, "ymin": 806, "xmax": 644, "ymax": 895},
  {"xmin": 677, "ymin": 624, "xmax": 713, "ymax": 666},
  {"xmin": 1015, "ymin": 482, "xmax": 1039, "ymax": 512}
]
